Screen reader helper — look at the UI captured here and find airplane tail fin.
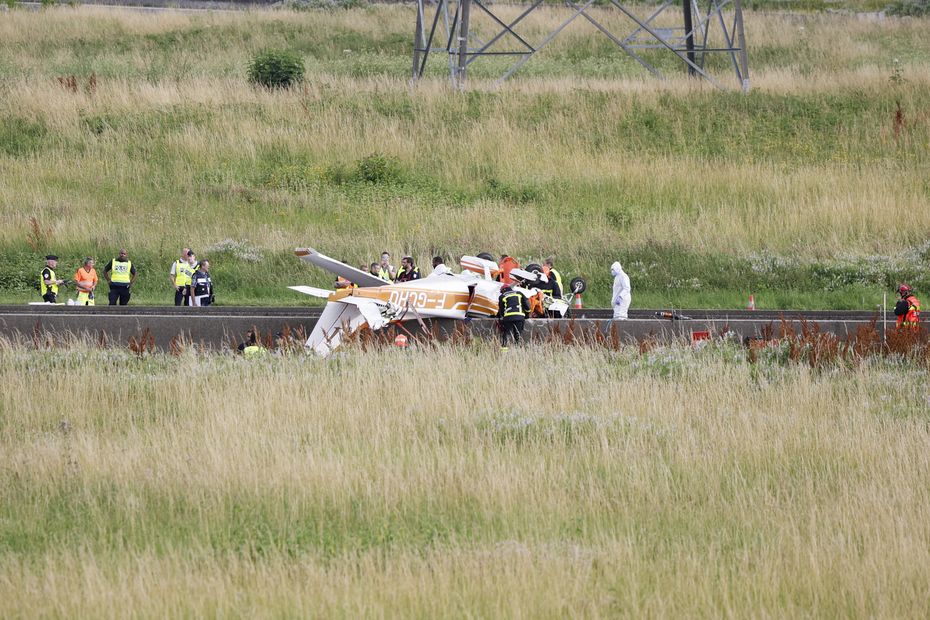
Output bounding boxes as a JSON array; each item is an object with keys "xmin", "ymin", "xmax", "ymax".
[{"xmin": 295, "ymin": 248, "xmax": 389, "ymax": 288}]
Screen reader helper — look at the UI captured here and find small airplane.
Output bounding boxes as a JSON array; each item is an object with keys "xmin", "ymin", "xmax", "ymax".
[{"xmin": 289, "ymin": 248, "xmax": 585, "ymax": 356}]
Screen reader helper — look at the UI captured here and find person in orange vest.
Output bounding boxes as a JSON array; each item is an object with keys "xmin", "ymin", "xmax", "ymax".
[
  {"xmin": 74, "ymin": 257, "xmax": 98, "ymax": 306},
  {"xmin": 334, "ymin": 259, "xmax": 358, "ymax": 289},
  {"xmin": 894, "ymin": 284, "xmax": 920, "ymax": 329}
]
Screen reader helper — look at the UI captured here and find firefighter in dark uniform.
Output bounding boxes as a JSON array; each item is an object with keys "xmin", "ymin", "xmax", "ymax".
[
  {"xmin": 190, "ymin": 260, "xmax": 214, "ymax": 307},
  {"xmin": 40, "ymin": 255, "xmax": 65, "ymax": 303},
  {"xmin": 535, "ymin": 272, "xmax": 562, "ymax": 300},
  {"xmin": 497, "ymin": 284, "xmax": 529, "ymax": 350}
]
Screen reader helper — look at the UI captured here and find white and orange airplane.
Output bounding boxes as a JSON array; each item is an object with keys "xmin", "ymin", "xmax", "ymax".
[{"xmin": 289, "ymin": 248, "xmax": 579, "ymax": 355}]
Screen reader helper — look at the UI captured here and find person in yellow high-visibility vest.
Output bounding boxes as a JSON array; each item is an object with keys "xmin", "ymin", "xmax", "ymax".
[
  {"xmin": 104, "ymin": 248, "xmax": 137, "ymax": 305},
  {"xmin": 168, "ymin": 247, "xmax": 196, "ymax": 306},
  {"xmin": 40, "ymin": 255, "xmax": 65, "ymax": 303}
]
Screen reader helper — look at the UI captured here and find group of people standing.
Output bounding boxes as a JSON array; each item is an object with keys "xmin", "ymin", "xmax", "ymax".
[
  {"xmin": 38, "ymin": 246, "xmax": 214, "ymax": 307},
  {"xmin": 169, "ymin": 247, "xmax": 214, "ymax": 307},
  {"xmin": 367, "ymin": 252, "xmax": 436, "ymax": 283},
  {"xmin": 40, "ymin": 250, "xmax": 137, "ymax": 306}
]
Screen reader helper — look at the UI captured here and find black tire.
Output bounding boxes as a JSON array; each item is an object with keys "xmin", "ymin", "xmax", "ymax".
[
  {"xmin": 569, "ymin": 277, "xmax": 586, "ymax": 294},
  {"xmin": 525, "ymin": 263, "xmax": 543, "ymax": 275},
  {"xmin": 477, "ymin": 252, "xmax": 495, "ymax": 262}
]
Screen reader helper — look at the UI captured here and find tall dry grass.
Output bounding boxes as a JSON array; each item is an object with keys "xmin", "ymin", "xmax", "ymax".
[
  {"xmin": 0, "ymin": 7, "xmax": 928, "ymax": 252},
  {"xmin": 1, "ymin": 341, "xmax": 930, "ymax": 615},
  {"xmin": 0, "ymin": 6, "xmax": 928, "ymax": 306}
]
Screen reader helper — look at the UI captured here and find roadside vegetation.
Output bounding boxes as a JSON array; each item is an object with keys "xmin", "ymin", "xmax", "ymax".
[
  {"xmin": 2, "ymin": 338, "xmax": 929, "ymax": 616},
  {"xmin": 0, "ymin": 6, "xmax": 928, "ymax": 307}
]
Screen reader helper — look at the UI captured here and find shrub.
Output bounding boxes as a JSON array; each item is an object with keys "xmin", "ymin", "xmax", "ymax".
[
  {"xmin": 352, "ymin": 153, "xmax": 403, "ymax": 185},
  {"xmin": 275, "ymin": 0, "xmax": 367, "ymax": 9},
  {"xmin": 247, "ymin": 49, "xmax": 305, "ymax": 89},
  {"xmin": 886, "ymin": 0, "xmax": 930, "ymax": 15}
]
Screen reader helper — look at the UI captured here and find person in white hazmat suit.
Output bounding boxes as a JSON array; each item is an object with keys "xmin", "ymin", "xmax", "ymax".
[{"xmin": 611, "ymin": 261, "xmax": 631, "ymax": 320}]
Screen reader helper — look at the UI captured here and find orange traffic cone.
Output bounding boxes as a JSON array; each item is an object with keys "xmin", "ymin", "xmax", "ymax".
[
  {"xmin": 747, "ymin": 294, "xmax": 755, "ymax": 311},
  {"xmin": 574, "ymin": 293, "xmax": 583, "ymax": 309},
  {"xmin": 394, "ymin": 334, "xmax": 408, "ymax": 348}
]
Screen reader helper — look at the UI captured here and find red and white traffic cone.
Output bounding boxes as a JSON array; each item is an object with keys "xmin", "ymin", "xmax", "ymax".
[
  {"xmin": 574, "ymin": 293, "xmax": 583, "ymax": 309},
  {"xmin": 747, "ymin": 294, "xmax": 755, "ymax": 311}
]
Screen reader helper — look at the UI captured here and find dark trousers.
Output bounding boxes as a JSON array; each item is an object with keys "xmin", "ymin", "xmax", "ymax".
[
  {"xmin": 42, "ymin": 292, "xmax": 57, "ymax": 303},
  {"xmin": 108, "ymin": 286, "xmax": 131, "ymax": 305},
  {"xmin": 174, "ymin": 287, "xmax": 189, "ymax": 306},
  {"xmin": 500, "ymin": 318, "xmax": 524, "ymax": 347}
]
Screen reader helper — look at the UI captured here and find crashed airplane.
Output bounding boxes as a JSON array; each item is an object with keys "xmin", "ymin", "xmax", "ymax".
[{"xmin": 289, "ymin": 248, "xmax": 585, "ymax": 356}]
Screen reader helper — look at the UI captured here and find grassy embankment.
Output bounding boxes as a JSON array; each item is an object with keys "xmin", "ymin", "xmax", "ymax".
[
  {"xmin": 1, "ymin": 339, "xmax": 929, "ymax": 616},
  {"xmin": 0, "ymin": 6, "xmax": 928, "ymax": 307}
]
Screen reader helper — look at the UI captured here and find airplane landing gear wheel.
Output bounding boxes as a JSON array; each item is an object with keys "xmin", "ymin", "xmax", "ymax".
[{"xmin": 569, "ymin": 277, "xmax": 586, "ymax": 295}]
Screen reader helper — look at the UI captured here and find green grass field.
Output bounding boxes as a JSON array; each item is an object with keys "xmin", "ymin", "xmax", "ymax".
[
  {"xmin": 0, "ymin": 5, "xmax": 928, "ymax": 308},
  {"xmin": 2, "ymin": 339, "xmax": 930, "ymax": 616}
]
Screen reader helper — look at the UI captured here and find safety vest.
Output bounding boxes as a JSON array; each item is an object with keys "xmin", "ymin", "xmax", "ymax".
[
  {"xmin": 243, "ymin": 345, "xmax": 267, "ymax": 358},
  {"xmin": 396, "ymin": 267, "xmax": 421, "ymax": 282},
  {"xmin": 550, "ymin": 269, "xmax": 563, "ymax": 294},
  {"xmin": 40, "ymin": 267, "xmax": 57, "ymax": 295},
  {"xmin": 501, "ymin": 292, "xmax": 525, "ymax": 318},
  {"xmin": 378, "ymin": 267, "xmax": 392, "ymax": 281},
  {"xmin": 111, "ymin": 259, "xmax": 132, "ymax": 284},
  {"xmin": 174, "ymin": 260, "xmax": 194, "ymax": 287},
  {"xmin": 897, "ymin": 295, "xmax": 920, "ymax": 327}
]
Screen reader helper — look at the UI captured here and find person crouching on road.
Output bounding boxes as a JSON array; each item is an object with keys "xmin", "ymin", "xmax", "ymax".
[
  {"xmin": 894, "ymin": 284, "xmax": 920, "ymax": 329},
  {"xmin": 190, "ymin": 260, "xmax": 214, "ymax": 307},
  {"xmin": 74, "ymin": 257, "xmax": 98, "ymax": 306},
  {"xmin": 611, "ymin": 261, "xmax": 631, "ymax": 320},
  {"xmin": 237, "ymin": 330, "xmax": 267, "ymax": 358},
  {"xmin": 498, "ymin": 284, "xmax": 529, "ymax": 350},
  {"xmin": 40, "ymin": 254, "xmax": 65, "ymax": 303},
  {"xmin": 170, "ymin": 247, "xmax": 196, "ymax": 306},
  {"xmin": 104, "ymin": 248, "xmax": 136, "ymax": 305}
]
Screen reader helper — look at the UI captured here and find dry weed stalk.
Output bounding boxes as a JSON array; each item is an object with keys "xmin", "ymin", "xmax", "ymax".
[
  {"xmin": 128, "ymin": 328, "xmax": 155, "ymax": 356},
  {"xmin": 26, "ymin": 216, "xmax": 52, "ymax": 253}
]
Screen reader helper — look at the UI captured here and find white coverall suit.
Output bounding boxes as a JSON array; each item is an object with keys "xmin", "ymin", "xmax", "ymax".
[{"xmin": 611, "ymin": 261, "xmax": 631, "ymax": 320}]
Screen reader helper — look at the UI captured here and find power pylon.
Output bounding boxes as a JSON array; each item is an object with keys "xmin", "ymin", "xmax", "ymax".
[{"xmin": 411, "ymin": 0, "xmax": 750, "ymax": 91}]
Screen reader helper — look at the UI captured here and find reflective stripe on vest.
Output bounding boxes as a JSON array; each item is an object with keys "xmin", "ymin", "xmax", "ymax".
[
  {"xmin": 111, "ymin": 260, "xmax": 132, "ymax": 284},
  {"xmin": 40, "ymin": 268, "xmax": 58, "ymax": 295},
  {"xmin": 550, "ymin": 269, "xmax": 563, "ymax": 293},
  {"xmin": 378, "ymin": 268, "xmax": 392, "ymax": 281},
  {"xmin": 174, "ymin": 260, "xmax": 194, "ymax": 286},
  {"xmin": 502, "ymin": 292, "xmax": 524, "ymax": 318}
]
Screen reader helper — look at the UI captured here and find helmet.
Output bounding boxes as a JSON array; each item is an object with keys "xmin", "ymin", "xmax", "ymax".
[{"xmin": 898, "ymin": 284, "xmax": 913, "ymax": 295}]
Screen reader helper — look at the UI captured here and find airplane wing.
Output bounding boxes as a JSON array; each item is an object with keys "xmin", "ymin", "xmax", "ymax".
[
  {"xmin": 288, "ymin": 285, "xmax": 335, "ymax": 299},
  {"xmin": 339, "ymin": 297, "xmax": 389, "ymax": 331},
  {"xmin": 295, "ymin": 248, "xmax": 390, "ymax": 288},
  {"xmin": 306, "ymin": 301, "xmax": 366, "ymax": 356},
  {"xmin": 305, "ymin": 298, "xmax": 392, "ymax": 356}
]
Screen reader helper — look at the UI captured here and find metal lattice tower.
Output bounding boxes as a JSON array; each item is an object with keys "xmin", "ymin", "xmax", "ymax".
[{"xmin": 411, "ymin": 0, "xmax": 750, "ymax": 91}]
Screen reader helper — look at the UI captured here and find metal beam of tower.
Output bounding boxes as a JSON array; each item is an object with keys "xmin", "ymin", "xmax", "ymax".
[{"xmin": 411, "ymin": 0, "xmax": 749, "ymax": 91}]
